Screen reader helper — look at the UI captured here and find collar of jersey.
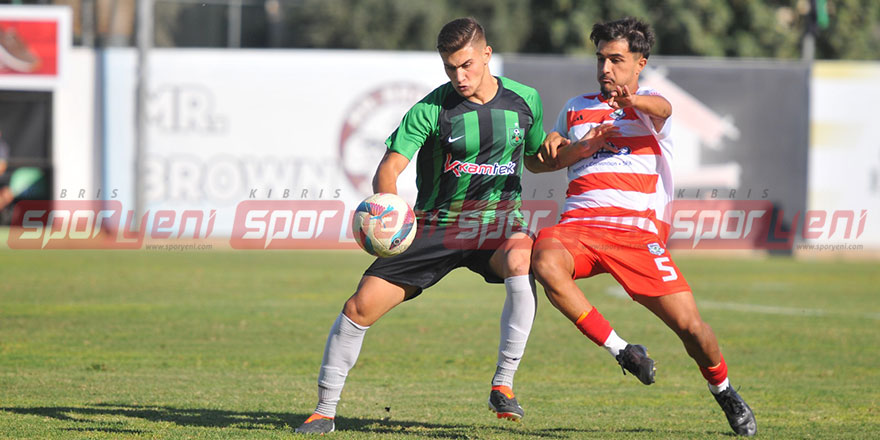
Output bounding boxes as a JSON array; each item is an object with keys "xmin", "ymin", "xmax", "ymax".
[{"xmin": 460, "ymin": 76, "xmax": 504, "ymax": 108}]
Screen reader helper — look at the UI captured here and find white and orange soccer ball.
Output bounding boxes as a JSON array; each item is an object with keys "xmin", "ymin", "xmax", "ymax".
[{"xmin": 352, "ymin": 193, "xmax": 417, "ymax": 258}]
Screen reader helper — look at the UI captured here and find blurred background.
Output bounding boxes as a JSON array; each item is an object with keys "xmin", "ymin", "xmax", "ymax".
[
  {"xmin": 18, "ymin": 0, "xmax": 877, "ymax": 56},
  {"xmin": 0, "ymin": 0, "xmax": 877, "ymax": 254}
]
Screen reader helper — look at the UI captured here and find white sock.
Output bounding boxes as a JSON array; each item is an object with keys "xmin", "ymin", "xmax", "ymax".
[
  {"xmin": 603, "ymin": 330, "xmax": 629, "ymax": 358},
  {"xmin": 708, "ymin": 377, "xmax": 730, "ymax": 394},
  {"xmin": 492, "ymin": 275, "xmax": 537, "ymax": 388},
  {"xmin": 314, "ymin": 312, "xmax": 369, "ymax": 417}
]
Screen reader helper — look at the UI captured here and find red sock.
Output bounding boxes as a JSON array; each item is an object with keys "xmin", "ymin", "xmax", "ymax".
[
  {"xmin": 575, "ymin": 308, "xmax": 613, "ymax": 346},
  {"xmin": 699, "ymin": 355, "xmax": 728, "ymax": 386},
  {"xmin": 492, "ymin": 385, "xmax": 514, "ymax": 398}
]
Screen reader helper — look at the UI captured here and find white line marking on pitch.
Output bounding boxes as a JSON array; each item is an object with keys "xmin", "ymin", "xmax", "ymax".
[
  {"xmin": 604, "ymin": 286, "xmax": 630, "ymax": 299},
  {"xmin": 602, "ymin": 287, "xmax": 879, "ymax": 320},
  {"xmin": 698, "ymin": 301, "xmax": 828, "ymax": 317}
]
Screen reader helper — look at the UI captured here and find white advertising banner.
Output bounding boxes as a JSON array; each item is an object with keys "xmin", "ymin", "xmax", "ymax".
[
  {"xmin": 103, "ymin": 49, "xmax": 503, "ymax": 235},
  {"xmin": 809, "ymin": 62, "xmax": 880, "ymax": 248}
]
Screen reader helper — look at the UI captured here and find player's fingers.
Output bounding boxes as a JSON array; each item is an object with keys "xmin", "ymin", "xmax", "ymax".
[
  {"xmin": 605, "ymin": 127, "xmax": 621, "ymax": 138},
  {"xmin": 549, "ymin": 137, "xmax": 562, "ymax": 156},
  {"xmin": 599, "ymin": 125, "xmax": 619, "ymax": 139},
  {"xmin": 597, "ymin": 123, "xmax": 616, "ymax": 133}
]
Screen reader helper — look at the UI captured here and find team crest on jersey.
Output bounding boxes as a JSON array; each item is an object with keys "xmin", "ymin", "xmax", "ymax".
[
  {"xmin": 610, "ymin": 108, "xmax": 626, "ymax": 120},
  {"xmin": 647, "ymin": 242, "xmax": 665, "ymax": 256},
  {"xmin": 509, "ymin": 123, "xmax": 524, "ymax": 147}
]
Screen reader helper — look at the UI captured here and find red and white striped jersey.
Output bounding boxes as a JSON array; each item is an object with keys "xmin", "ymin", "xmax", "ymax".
[{"xmin": 552, "ymin": 88, "xmax": 674, "ymax": 241}]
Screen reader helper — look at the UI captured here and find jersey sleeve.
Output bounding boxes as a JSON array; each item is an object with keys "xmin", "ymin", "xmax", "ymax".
[
  {"xmin": 385, "ymin": 90, "xmax": 443, "ymax": 160},
  {"xmin": 522, "ymin": 89, "xmax": 546, "ymax": 157},
  {"xmin": 635, "ymin": 88, "xmax": 672, "ymax": 140},
  {"xmin": 552, "ymin": 101, "xmax": 570, "ymax": 139}
]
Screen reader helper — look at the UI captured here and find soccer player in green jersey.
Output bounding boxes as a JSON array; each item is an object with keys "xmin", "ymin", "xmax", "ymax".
[{"xmin": 296, "ymin": 17, "xmax": 547, "ymax": 434}]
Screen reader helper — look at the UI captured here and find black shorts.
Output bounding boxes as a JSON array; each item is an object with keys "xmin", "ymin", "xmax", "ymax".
[{"xmin": 363, "ymin": 221, "xmax": 513, "ymax": 299}]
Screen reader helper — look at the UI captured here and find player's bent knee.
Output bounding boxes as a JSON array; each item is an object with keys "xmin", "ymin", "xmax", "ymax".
[
  {"xmin": 531, "ymin": 260, "xmax": 550, "ymax": 284},
  {"xmin": 531, "ymin": 253, "xmax": 566, "ymax": 286},
  {"xmin": 341, "ymin": 290, "xmax": 379, "ymax": 326},
  {"xmin": 504, "ymin": 252, "xmax": 531, "ymax": 277},
  {"xmin": 341, "ymin": 298, "xmax": 366, "ymax": 325}
]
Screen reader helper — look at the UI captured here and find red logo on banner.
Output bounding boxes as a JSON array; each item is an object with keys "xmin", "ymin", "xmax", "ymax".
[
  {"xmin": 667, "ymin": 200, "xmax": 868, "ymax": 251},
  {"xmin": 438, "ymin": 199, "xmax": 560, "ymax": 250},
  {"xmin": 230, "ymin": 200, "xmax": 354, "ymax": 250},
  {"xmin": 8, "ymin": 200, "xmax": 218, "ymax": 249},
  {"xmin": 0, "ymin": 20, "xmax": 58, "ymax": 75},
  {"xmin": 9, "ymin": 200, "xmax": 144, "ymax": 249}
]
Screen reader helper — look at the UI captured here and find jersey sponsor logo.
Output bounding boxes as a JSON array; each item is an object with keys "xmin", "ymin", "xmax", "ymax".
[
  {"xmin": 508, "ymin": 123, "xmax": 524, "ymax": 147},
  {"xmin": 447, "ymin": 134, "xmax": 464, "ymax": 143},
  {"xmin": 443, "ymin": 153, "xmax": 516, "ymax": 177},
  {"xmin": 592, "ymin": 142, "xmax": 632, "ymax": 159},
  {"xmin": 610, "ymin": 108, "xmax": 626, "ymax": 120}
]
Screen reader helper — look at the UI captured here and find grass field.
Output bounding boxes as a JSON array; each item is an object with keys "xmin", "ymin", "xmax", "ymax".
[{"xmin": 1, "ymin": 247, "xmax": 878, "ymax": 439}]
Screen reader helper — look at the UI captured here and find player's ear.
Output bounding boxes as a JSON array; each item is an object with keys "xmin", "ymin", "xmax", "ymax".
[
  {"xmin": 484, "ymin": 45, "xmax": 492, "ymax": 63},
  {"xmin": 637, "ymin": 55, "xmax": 647, "ymax": 71}
]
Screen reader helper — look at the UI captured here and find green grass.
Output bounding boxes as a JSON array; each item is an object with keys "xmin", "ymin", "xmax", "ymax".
[{"xmin": 1, "ymin": 248, "xmax": 878, "ymax": 439}]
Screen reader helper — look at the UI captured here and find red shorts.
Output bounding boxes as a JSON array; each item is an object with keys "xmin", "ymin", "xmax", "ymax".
[{"xmin": 535, "ymin": 221, "xmax": 691, "ymax": 298}]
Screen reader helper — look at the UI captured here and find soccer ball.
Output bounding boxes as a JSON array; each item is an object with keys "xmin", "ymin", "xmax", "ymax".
[{"xmin": 352, "ymin": 193, "xmax": 417, "ymax": 258}]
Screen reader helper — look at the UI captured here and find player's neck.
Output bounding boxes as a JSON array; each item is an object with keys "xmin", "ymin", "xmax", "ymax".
[{"xmin": 468, "ymin": 75, "xmax": 499, "ymax": 105}]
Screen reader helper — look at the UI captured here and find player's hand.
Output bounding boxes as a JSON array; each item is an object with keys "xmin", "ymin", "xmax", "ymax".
[
  {"xmin": 607, "ymin": 85, "xmax": 637, "ymax": 109},
  {"xmin": 575, "ymin": 123, "xmax": 620, "ymax": 158},
  {"xmin": 537, "ymin": 131, "xmax": 571, "ymax": 165}
]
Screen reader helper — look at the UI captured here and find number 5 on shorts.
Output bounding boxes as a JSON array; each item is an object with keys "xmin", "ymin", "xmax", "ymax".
[{"xmin": 654, "ymin": 257, "xmax": 678, "ymax": 282}]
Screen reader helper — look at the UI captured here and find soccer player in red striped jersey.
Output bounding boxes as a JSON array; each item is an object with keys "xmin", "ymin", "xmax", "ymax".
[{"xmin": 524, "ymin": 17, "xmax": 757, "ymax": 436}]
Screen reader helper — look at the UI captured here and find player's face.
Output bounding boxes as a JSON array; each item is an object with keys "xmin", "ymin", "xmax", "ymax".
[
  {"xmin": 441, "ymin": 41, "xmax": 492, "ymax": 100},
  {"xmin": 596, "ymin": 39, "xmax": 647, "ymax": 97}
]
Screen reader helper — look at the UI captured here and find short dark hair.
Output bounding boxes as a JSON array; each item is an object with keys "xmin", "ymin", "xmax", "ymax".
[
  {"xmin": 437, "ymin": 17, "xmax": 486, "ymax": 53},
  {"xmin": 590, "ymin": 17, "xmax": 655, "ymax": 58}
]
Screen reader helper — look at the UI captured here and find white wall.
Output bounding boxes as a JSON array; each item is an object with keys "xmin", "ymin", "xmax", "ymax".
[
  {"xmin": 809, "ymin": 62, "xmax": 880, "ymax": 248},
  {"xmin": 100, "ymin": 48, "xmax": 503, "ymax": 234},
  {"xmin": 53, "ymin": 47, "xmax": 97, "ymax": 199}
]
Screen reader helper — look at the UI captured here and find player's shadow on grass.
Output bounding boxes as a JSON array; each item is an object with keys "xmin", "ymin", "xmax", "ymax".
[{"xmin": 0, "ymin": 403, "xmax": 659, "ymax": 438}]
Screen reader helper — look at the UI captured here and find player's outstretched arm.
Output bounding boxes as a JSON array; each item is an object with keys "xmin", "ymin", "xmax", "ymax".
[
  {"xmin": 525, "ymin": 131, "xmax": 569, "ymax": 173},
  {"xmin": 526, "ymin": 125, "xmax": 619, "ymax": 173},
  {"xmin": 372, "ymin": 150, "xmax": 410, "ymax": 194},
  {"xmin": 608, "ymin": 85, "xmax": 671, "ymax": 131}
]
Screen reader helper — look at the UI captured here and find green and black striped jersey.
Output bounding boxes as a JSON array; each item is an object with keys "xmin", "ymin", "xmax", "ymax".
[{"xmin": 385, "ymin": 76, "xmax": 545, "ymax": 226}]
